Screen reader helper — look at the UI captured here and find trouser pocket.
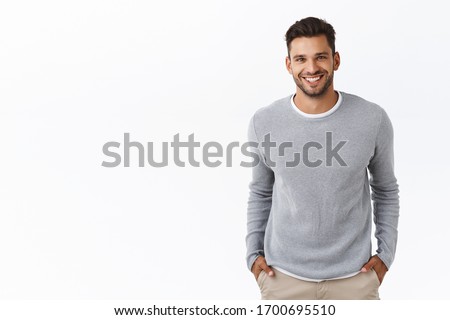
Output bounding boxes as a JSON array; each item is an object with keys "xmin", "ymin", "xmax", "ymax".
[{"xmin": 256, "ymin": 270, "xmax": 267, "ymax": 288}]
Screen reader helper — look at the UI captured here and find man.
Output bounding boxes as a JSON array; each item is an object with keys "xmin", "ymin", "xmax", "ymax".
[{"xmin": 245, "ymin": 17, "xmax": 400, "ymax": 300}]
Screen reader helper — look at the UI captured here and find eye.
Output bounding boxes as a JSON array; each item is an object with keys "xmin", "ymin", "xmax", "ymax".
[
  {"xmin": 318, "ymin": 56, "xmax": 327, "ymax": 60},
  {"xmin": 295, "ymin": 57, "xmax": 305, "ymax": 62}
]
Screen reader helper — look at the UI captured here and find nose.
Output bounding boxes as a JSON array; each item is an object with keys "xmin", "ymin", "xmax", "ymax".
[{"xmin": 303, "ymin": 59, "xmax": 320, "ymax": 75}]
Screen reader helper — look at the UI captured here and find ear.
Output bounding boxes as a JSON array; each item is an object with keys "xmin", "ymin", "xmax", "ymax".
[
  {"xmin": 333, "ymin": 51, "xmax": 341, "ymax": 71},
  {"xmin": 285, "ymin": 56, "xmax": 293, "ymax": 74}
]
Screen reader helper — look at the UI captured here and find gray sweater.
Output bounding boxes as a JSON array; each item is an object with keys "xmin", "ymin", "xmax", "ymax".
[{"xmin": 245, "ymin": 91, "xmax": 400, "ymax": 280}]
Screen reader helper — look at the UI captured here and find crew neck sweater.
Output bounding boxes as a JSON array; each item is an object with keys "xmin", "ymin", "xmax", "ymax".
[{"xmin": 245, "ymin": 90, "xmax": 400, "ymax": 281}]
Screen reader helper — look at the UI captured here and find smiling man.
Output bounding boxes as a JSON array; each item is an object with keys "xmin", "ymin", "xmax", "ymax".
[{"xmin": 245, "ymin": 17, "xmax": 400, "ymax": 300}]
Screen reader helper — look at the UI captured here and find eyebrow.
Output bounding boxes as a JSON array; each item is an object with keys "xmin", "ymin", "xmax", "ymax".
[{"xmin": 292, "ymin": 52, "xmax": 330, "ymax": 58}]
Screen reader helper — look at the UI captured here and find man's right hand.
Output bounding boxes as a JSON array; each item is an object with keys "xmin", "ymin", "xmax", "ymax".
[{"xmin": 251, "ymin": 256, "xmax": 274, "ymax": 281}]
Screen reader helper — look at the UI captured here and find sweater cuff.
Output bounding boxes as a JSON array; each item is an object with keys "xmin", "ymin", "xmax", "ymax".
[
  {"xmin": 246, "ymin": 252, "xmax": 264, "ymax": 272},
  {"xmin": 376, "ymin": 251, "xmax": 393, "ymax": 270}
]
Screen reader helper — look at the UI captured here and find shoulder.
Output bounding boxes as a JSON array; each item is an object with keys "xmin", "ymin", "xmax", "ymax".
[
  {"xmin": 340, "ymin": 91, "xmax": 387, "ymax": 123},
  {"xmin": 340, "ymin": 91, "xmax": 383, "ymax": 111},
  {"xmin": 251, "ymin": 95, "xmax": 291, "ymax": 125}
]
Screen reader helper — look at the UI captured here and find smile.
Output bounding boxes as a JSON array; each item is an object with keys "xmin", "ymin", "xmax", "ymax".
[{"xmin": 302, "ymin": 74, "xmax": 323, "ymax": 84}]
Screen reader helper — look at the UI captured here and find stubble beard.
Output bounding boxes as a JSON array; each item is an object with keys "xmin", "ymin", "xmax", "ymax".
[{"xmin": 294, "ymin": 70, "xmax": 334, "ymax": 98}]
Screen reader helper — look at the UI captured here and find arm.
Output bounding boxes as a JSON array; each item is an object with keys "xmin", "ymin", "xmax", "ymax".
[
  {"xmin": 366, "ymin": 108, "xmax": 400, "ymax": 272},
  {"xmin": 245, "ymin": 115, "xmax": 275, "ymax": 272}
]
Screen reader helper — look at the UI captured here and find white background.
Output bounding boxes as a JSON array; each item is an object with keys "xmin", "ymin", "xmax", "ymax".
[{"xmin": 1, "ymin": 0, "xmax": 449, "ymax": 300}]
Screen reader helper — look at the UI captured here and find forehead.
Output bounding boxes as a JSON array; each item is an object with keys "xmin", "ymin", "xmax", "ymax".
[{"xmin": 289, "ymin": 35, "xmax": 332, "ymax": 56}]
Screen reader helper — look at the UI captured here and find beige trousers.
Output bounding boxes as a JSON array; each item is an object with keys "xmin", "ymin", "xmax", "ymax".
[{"xmin": 256, "ymin": 268, "xmax": 380, "ymax": 300}]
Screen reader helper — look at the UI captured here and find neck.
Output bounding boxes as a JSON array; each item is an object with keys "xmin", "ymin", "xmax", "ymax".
[{"xmin": 293, "ymin": 86, "xmax": 338, "ymax": 114}]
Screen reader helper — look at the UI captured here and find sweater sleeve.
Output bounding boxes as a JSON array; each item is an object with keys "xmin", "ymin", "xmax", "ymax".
[
  {"xmin": 245, "ymin": 115, "xmax": 275, "ymax": 271},
  {"xmin": 367, "ymin": 108, "xmax": 400, "ymax": 270}
]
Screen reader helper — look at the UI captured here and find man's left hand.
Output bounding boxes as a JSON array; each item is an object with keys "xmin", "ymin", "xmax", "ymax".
[{"xmin": 360, "ymin": 255, "xmax": 388, "ymax": 285}]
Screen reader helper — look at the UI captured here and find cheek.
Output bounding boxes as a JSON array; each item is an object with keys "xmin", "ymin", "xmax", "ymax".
[
  {"xmin": 291, "ymin": 66, "xmax": 302, "ymax": 76},
  {"xmin": 318, "ymin": 63, "xmax": 330, "ymax": 71},
  {"xmin": 326, "ymin": 62, "xmax": 335, "ymax": 72}
]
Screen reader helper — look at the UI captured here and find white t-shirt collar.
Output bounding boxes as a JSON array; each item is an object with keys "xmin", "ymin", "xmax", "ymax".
[{"xmin": 290, "ymin": 91, "xmax": 342, "ymax": 119}]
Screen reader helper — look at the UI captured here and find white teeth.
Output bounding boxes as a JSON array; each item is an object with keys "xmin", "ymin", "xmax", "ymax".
[{"xmin": 305, "ymin": 76, "xmax": 320, "ymax": 82}]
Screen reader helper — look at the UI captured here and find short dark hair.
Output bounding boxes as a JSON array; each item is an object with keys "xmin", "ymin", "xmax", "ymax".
[{"xmin": 285, "ymin": 17, "xmax": 336, "ymax": 57}]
